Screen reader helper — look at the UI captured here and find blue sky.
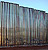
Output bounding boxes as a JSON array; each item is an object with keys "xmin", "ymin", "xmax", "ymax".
[{"xmin": 0, "ymin": 0, "xmax": 48, "ymax": 13}]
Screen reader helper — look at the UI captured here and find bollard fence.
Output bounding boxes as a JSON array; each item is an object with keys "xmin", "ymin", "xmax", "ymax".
[{"xmin": 0, "ymin": 1, "xmax": 48, "ymax": 47}]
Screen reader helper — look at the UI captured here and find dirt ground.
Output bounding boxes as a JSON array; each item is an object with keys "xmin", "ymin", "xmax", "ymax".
[{"xmin": 0, "ymin": 46, "xmax": 48, "ymax": 50}]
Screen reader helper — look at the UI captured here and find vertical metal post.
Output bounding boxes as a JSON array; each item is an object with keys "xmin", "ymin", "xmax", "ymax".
[{"xmin": 1, "ymin": 2, "xmax": 3, "ymax": 46}]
